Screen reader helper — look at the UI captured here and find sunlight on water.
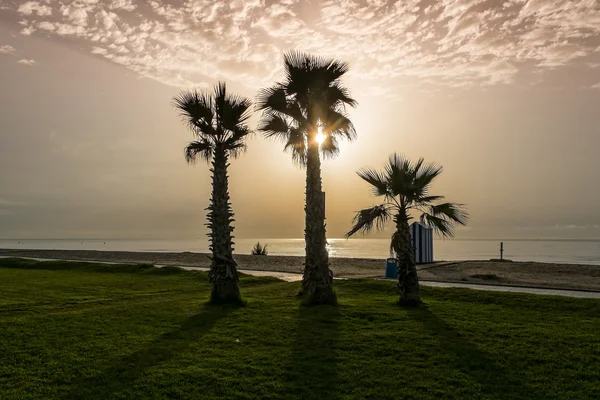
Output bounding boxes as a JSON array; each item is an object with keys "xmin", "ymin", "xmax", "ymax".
[{"xmin": 1, "ymin": 238, "xmax": 600, "ymax": 265}]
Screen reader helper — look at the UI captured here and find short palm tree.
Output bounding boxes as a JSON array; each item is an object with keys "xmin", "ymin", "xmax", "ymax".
[
  {"xmin": 257, "ymin": 51, "xmax": 357, "ymax": 305},
  {"xmin": 172, "ymin": 82, "xmax": 252, "ymax": 305},
  {"xmin": 346, "ymin": 154, "xmax": 468, "ymax": 306}
]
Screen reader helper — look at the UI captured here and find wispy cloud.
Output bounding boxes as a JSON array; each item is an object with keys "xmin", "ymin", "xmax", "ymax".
[
  {"xmin": 17, "ymin": 58, "xmax": 35, "ymax": 65},
  {"xmin": 4, "ymin": 0, "xmax": 600, "ymax": 91},
  {"xmin": 0, "ymin": 198, "xmax": 21, "ymax": 207},
  {"xmin": 553, "ymin": 224, "xmax": 600, "ymax": 230},
  {"xmin": 0, "ymin": 44, "xmax": 16, "ymax": 54}
]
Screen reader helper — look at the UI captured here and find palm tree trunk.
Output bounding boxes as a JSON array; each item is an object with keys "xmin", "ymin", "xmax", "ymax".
[
  {"xmin": 302, "ymin": 140, "xmax": 335, "ymax": 305},
  {"xmin": 207, "ymin": 146, "xmax": 242, "ymax": 304},
  {"xmin": 394, "ymin": 211, "xmax": 421, "ymax": 306}
]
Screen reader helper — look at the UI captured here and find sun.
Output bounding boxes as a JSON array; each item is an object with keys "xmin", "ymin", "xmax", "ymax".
[
  {"xmin": 316, "ymin": 132, "xmax": 326, "ymax": 145},
  {"xmin": 316, "ymin": 127, "xmax": 326, "ymax": 146}
]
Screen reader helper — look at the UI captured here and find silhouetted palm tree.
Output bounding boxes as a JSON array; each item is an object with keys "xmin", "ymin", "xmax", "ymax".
[
  {"xmin": 257, "ymin": 51, "xmax": 357, "ymax": 305},
  {"xmin": 346, "ymin": 154, "xmax": 468, "ymax": 305},
  {"xmin": 173, "ymin": 82, "xmax": 252, "ymax": 305}
]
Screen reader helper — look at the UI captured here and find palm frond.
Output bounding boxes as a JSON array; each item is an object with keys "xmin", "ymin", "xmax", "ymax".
[
  {"xmin": 213, "ymin": 82, "xmax": 253, "ymax": 138},
  {"xmin": 284, "ymin": 127, "xmax": 307, "ymax": 166},
  {"xmin": 228, "ymin": 124, "xmax": 252, "ymax": 141},
  {"xmin": 346, "ymin": 205, "xmax": 391, "ymax": 237},
  {"xmin": 427, "ymin": 202, "xmax": 468, "ymax": 226},
  {"xmin": 228, "ymin": 142, "xmax": 247, "ymax": 159},
  {"xmin": 223, "ymin": 134, "xmax": 248, "ymax": 159},
  {"xmin": 324, "ymin": 109, "xmax": 357, "ymax": 142},
  {"xmin": 420, "ymin": 202, "xmax": 468, "ymax": 238},
  {"xmin": 283, "ymin": 50, "xmax": 350, "ymax": 99},
  {"xmin": 213, "ymin": 81, "xmax": 227, "ymax": 132},
  {"xmin": 324, "ymin": 57, "xmax": 350, "ymax": 82},
  {"xmin": 413, "ymin": 160, "xmax": 443, "ymax": 197},
  {"xmin": 357, "ymin": 167, "xmax": 389, "ymax": 197},
  {"xmin": 284, "ymin": 50, "xmax": 341, "ymax": 72},
  {"xmin": 256, "ymin": 85, "xmax": 306, "ymax": 123},
  {"xmin": 326, "ymin": 81, "xmax": 358, "ymax": 108},
  {"xmin": 385, "ymin": 153, "xmax": 414, "ymax": 198},
  {"xmin": 417, "ymin": 195, "xmax": 445, "ymax": 204},
  {"xmin": 222, "ymin": 97, "xmax": 253, "ymax": 131},
  {"xmin": 258, "ymin": 111, "xmax": 292, "ymax": 140},
  {"xmin": 320, "ymin": 133, "xmax": 340, "ymax": 159},
  {"xmin": 420, "ymin": 213, "xmax": 455, "ymax": 237},
  {"xmin": 184, "ymin": 139, "xmax": 214, "ymax": 164},
  {"xmin": 256, "ymin": 85, "xmax": 287, "ymax": 112},
  {"xmin": 283, "ymin": 51, "xmax": 327, "ymax": 95},
  {"xmin": 387, "ymin": 153, "xmax": 413, "ymax": 170},
  {"xmin": 172, "ymin": 90, "xmax": 215, "ymax": 136}
]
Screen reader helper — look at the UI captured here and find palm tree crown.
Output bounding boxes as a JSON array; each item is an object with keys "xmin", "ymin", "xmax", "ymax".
[
  {"xmin": 173, "ymin": 82, "xmax": 252, "ymax": 164},
  {"xmin": 347, "ymin": 153, "xmax": 468, "ymax": 241},
  {"xmin": 256, "ymin": 50, "xmax": 357, "ymax": 165},
  {"xmin": 347, "ymin": 154, "xmax": 467, "ymax": 306}
]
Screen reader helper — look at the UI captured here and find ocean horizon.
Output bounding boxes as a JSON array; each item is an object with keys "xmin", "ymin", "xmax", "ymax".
[{"xmin": 2, "ymin": 238, "xmax": 600, "ymax": 266}]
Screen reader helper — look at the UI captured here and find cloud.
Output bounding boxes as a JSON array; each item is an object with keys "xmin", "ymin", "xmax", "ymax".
[
  {"xmin": 253, "ymin": 2, "xmax": 313, "ymax": 38},
  {"xmin": 0, "ymin": 45, "xmax": 16, "ymax": 54},
  {"xmin": 0, "ymin": 198, "xmax": 23, "ymax": 207},
  {"xmin": 109, "ymin": 0, "xmax": 136, "ymax": 12},
  {"xmin": 7, "ymin": 0, "xmax": 600, "ymax": 91},
  {"xmin": 17, "ymin": 58, "xmax": 35, "ymax": 65},
  {"xmin": 553, "ymin": 224, "xmax": 600, "ymax": 230},
  {"xmin": 18, "ymin": 1, "xmax": 52, "ymax": 16},
  {"xmin": 62, "ymin": 5, "xmax": 89, "ymax": 27},
  {"xmin": 38, "ymin": 21, "xmax": 56, "ymax": 31},
  {"xmin": 20, "ymin": 24, "xmax": 36, "ymax": 35}
]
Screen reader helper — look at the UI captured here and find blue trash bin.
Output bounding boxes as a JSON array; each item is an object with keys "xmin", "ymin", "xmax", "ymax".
[{"xmin": 385, "ymin": 258, "xmax": 398, "ymax": 279}]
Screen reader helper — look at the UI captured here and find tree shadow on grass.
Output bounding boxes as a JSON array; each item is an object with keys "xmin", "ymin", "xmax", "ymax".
[
  {"xmin": 63, "ymin": 304, "xmax": 233, "ymax": 400},
  {"xmin": 406, "ymin": 306, "xmax": 544, "ymax": 400},
  {"xmin": 286, "ymin": 305, "xmax": 341, "ymax": 400}
]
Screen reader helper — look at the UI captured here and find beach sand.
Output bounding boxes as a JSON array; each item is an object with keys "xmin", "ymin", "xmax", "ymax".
[
  {"xmin": 418, "ymin": 261, "xmax": 600, "ymax": 292},
  {"xmin": 1, "ymin": 249, "xmax": 599, "ymax": 292}
]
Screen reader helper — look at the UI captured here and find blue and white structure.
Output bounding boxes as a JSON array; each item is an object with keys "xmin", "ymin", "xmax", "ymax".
[{"xmin": 410, "ymin": 221, "xmax": 434, "ymax": 264}]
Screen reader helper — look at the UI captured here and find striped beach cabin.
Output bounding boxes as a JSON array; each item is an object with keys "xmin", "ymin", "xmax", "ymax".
[{"xmin": 410, "ymin": 222, "xmax": 434, "ymax": 264}]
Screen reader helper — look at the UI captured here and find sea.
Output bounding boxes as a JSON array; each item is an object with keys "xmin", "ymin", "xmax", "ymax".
[{"xmin": 1, "ymin": 238, "xmax": 600, "ymax": 266}]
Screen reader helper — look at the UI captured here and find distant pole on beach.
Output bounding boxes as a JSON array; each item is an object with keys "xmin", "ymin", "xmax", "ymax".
[{"xmin": 500, "ymin": 242, "xmax": 504, "ymax": 261}]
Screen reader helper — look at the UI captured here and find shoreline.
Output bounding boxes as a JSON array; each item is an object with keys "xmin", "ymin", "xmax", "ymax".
[{"xmin": 1, "ymin": 248, "xmax": 600, "ymax": 292}]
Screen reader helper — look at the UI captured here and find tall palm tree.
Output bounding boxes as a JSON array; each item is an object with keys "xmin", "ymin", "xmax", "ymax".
[
  {"xmin": 346, "ymin": 154, "xmax": 468, "ymax": 306},
  {"xmin": 173, "ymin": 82, "xmax": 252, "ymax": 305},
  {"xmin": 257, "ymin": 51, "xmax": 357, "ymax": 305}
]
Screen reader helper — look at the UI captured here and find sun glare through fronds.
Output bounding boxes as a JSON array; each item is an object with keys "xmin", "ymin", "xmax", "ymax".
[{"xmin": 316, "ymin": 127, "xmax": 326, "ymax": 146}]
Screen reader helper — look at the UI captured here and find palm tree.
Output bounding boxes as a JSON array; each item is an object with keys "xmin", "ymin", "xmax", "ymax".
[
  {"xmin": 172, "ymin": 82, "xmax": 252, "ymax": 305},
  {"xmin": 257, "ymin": 51, "xmax": 357, "ymax": 305},
  {"xmin": 346, "ymin": 154, "xmax": 468, "ymax": 306}
]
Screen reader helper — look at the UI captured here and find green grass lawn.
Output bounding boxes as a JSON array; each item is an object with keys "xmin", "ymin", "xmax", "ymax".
[{"xmin": 0, "ymin": 258, "xmax": 599, "ymax": 400}]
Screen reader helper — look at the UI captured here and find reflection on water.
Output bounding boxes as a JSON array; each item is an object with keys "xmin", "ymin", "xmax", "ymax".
[{"xmin": 1, "ymin": 238, "xmax": 600, "ymax": 265}]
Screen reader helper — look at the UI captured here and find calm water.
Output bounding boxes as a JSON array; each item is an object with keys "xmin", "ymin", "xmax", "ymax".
[{"xmin": 2, "ymin": 238, "xmax": 600, "ymax": 265}]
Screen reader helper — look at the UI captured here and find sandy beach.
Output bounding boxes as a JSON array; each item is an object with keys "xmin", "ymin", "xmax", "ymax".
[{"xmin": 2, "ymin": 248, "xmax": 600, "ymax": 292}]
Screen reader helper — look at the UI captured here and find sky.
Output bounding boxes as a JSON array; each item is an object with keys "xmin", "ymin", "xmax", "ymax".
[{"xmin": 0, "ymin": 0, "xmax": 599, "ymax": 240}]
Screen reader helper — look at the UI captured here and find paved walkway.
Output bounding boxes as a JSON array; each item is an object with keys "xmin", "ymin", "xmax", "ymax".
[{"xmin": 2, "ymin": 256, "xmax": 600, "ymax": 299}]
